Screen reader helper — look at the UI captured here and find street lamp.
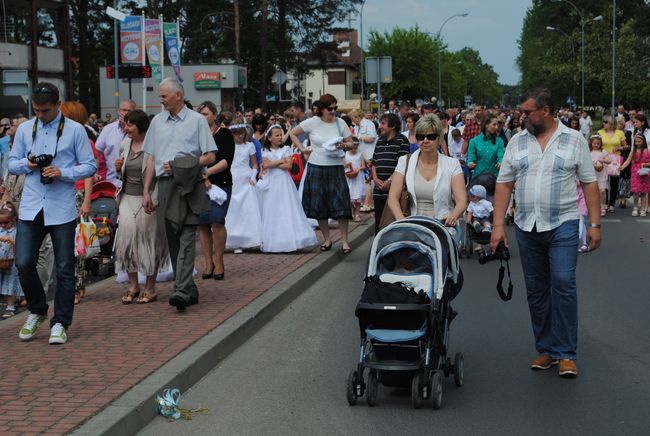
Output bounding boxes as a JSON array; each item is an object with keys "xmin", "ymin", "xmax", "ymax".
[
  {"xmin": 552, "ymin": 0, "xmax": 602, "ymax": 108},
  {"xmin": 436, "ymin": 13, "xmax": 468, "ymax": 107},
  {"xmin": 105, "ymin": 4, "xmax": 126, "ymax": 113},
  {"xmin": 546, "ymin": 26, "xmax": 577, "ymax": 97},
  {"xmin": 358, "ymin": 0, "xmax": 366, "ymax": 100}
]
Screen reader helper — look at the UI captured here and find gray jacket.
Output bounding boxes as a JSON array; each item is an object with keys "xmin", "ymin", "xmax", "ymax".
[{"xmin": 164, "ymin": 156, "xmax": 208, "ymax": 232}]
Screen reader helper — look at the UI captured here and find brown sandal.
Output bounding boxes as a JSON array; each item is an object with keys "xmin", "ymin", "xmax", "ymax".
[
  {"xmin": 135, "ymin": 292, "xmax": 158, "ymax": 304},
  {"xmin": 121, "ymin": 290, "xmax": 140, "ymax": 304}
]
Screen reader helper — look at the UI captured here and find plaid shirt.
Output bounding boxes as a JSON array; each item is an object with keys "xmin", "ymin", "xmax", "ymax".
[
  {"xmin": 462, "ymin": 119, "xmax": 481, "ymax": 142},
  {"xmin": 497, "ymin": 121, "xmax": 596, "ymax": 232}
]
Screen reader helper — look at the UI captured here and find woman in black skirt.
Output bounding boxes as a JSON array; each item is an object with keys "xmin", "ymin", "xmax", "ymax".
[{"xmin": 289, "ymin": 94, "xmax": 354, "ymax": 254}]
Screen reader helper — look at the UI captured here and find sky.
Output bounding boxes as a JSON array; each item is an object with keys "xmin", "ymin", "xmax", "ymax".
[{"xmin": 355, "ymin": 0, "xmax": 533, "ymax": 85}]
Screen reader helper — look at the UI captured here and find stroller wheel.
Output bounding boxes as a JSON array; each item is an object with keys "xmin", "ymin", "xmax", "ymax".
[
  {"xmin": 346, "ymin": 370, "xmax": 359, "ymax": 406},
  {"xmin": 430, "ymin": 371, "xmax": 443, "ymax": 410},
  {"xmin": 453, "ymin": 352, "xmax": 465, "ymax": 387},
  {"xmin": 411, "ymin": 373, "xmax": 423, "ymax": 409},
  {"xmin": 366, "ymin": 369, "xmax": 379, "ymax": 407}
]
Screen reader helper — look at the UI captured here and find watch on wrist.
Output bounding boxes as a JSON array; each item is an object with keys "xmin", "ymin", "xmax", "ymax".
[{"xmin": 590, "ymin": 223, "xmax": 601, "ymax": 229}]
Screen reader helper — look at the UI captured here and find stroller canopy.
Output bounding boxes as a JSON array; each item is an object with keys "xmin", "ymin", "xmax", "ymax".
[{"xmin": 367, "ymin": 216, "xmax": 461, "ymax": 300}]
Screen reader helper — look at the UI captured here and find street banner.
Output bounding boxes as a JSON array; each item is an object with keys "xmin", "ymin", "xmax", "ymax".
[
  {"xmin": 120, "ymin": 16, "xmax": 143, "ymax": 64},
  {"xmin": 163, "ymin": 22, "xmax": 183, "ymax": 82},
  {"xmin": 145, "ymin": 18, "xmax": 163, "ymax": 82}
]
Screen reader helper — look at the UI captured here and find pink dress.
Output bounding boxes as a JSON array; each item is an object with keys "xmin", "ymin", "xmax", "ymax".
[
  {"xmin": 590, "ymin": 150, "xmax": 610, "ymax": 190},
  {"xmin": 631, "ymin": 149, "xmax": 650, "ymax": 194}
]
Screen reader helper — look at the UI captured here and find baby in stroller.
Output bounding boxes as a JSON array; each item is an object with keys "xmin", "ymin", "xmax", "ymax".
[{"xmin": 466, "ymin": 184, "xmax": 493, "ymax": 234}]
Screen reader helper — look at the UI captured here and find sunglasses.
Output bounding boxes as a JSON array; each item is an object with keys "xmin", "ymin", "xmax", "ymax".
[
  {"xmin": 33, "ymin": 87, "xmax": 56, "ymax": 95},
  {"xmin": 415, "ymin": 133, "xmax": 439, "ymax": 141},
  {"xmin": 326, "ymin": 106, "xmax": 338, "ymax": 111}
]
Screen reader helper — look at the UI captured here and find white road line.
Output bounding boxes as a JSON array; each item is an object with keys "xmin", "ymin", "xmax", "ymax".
[
  {"xmin": 601, "ymin": 219, "xmax": 621, "ymax": 223},
  {"xmin": 636, "ymin": 219, "xmax": 650, "ymax": 223}
]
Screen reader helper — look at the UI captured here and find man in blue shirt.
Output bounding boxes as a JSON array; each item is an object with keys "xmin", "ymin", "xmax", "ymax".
[{"xmin": 9, "ymin": 82, "xmax": 96, "ymax": 345}]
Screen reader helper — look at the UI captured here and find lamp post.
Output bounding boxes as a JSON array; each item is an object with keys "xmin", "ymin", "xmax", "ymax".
[
  {"xmin": 553, "ymin": 0, "xmax": 603, "ymax": 108},
  {"xmin": 359, "ymin": 0, "xmax": 365, "ymax": 100},
  {"xmin": 546, "ymin": 26, "xmax": 577, "ymax": 99},
  {"xmin": 436, "ymin": 13, "xmax": 468, "ymax": 107},
  {"xmin": 611, "ymin": 0, "xmax": 616, "ymax": 116}
]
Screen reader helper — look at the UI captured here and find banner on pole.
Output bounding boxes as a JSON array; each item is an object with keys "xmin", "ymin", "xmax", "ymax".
[
  {"xmin": 163, "ymin": 22, "xmax": 183, "ymax": 82},
  {"xmin": 120, "ymin": 16, "xmax": 143, "ymax": 64},
  {"xmin": 145, "ymin": 19, "xmax": 163, "ymax": 82}
]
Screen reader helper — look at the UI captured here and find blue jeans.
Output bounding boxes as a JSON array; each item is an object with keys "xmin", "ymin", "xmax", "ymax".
[
  {"xmin": 15, "ymin": 210, "xmax": 76, "ymax": 328},
  {"xmin": 515, "ymin": 220, "xmax": 579, "ymax": 360}
]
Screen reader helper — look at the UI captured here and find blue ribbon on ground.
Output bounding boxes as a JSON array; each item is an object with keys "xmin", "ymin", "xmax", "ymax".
[{"xmin": 156, "ymin": 388, "xmax": 182, "ymax": 420}]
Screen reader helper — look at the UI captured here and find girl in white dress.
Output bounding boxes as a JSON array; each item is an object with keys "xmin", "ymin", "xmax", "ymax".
[
  {"xmin": 225, "ymin": 124, "xmax": 263, "ymax": 252},
  {"xmin": 344, "ymin": 141, "xmax": 366, "ymax": 222},
  {"xmin": 259, "ymin": 126, "xmax": 318, "ymax": 252}
]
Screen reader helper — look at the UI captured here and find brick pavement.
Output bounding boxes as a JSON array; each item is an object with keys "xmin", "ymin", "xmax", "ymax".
[{"xmin": 0, "ymin": 216, "xmax": 372, "ymax": 435}]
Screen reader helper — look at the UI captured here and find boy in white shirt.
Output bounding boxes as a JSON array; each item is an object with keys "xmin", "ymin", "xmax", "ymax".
[{"xmin": 467, "ymin": 185, "xmax": 494, "ymax": 233}]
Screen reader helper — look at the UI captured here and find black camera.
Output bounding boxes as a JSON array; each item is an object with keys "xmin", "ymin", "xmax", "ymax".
[
  {"xmin": 29, "ymin": 154, "xmax": 54, "ymax": 184},
  {"xmin": 478, "ymin": 242, "xmax": 510, "ymax": 264}
]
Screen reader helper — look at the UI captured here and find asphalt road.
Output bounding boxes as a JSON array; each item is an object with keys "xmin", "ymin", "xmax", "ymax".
[{"xmin": 140, "ymin": 215, "xmax": 650, "ymax": 435}]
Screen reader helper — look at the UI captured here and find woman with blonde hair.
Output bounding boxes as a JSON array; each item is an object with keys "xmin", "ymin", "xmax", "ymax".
[{"xmin": 387, "ymin": 114, "xmax": 467, "ymax": 230}]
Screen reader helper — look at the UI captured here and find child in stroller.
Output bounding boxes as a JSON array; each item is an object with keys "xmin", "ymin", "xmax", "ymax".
[
  {"xmin": 460, "ymin": 173, "xmax": 496, "ymax": 257},
  {"xmin": 347, "ymin": 216, "xmax": 464, "ymax": 409},
  {"xmin": 467, "ymin": 184, "xmax": 493, "ymax": 234}
]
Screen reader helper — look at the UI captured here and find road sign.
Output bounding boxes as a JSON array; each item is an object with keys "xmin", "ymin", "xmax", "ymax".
[
  {"xmin": 365, "ymin": 57, "xmax": 392, "ymax": 84},
  {"xmin": 271, "ymin": 70, "xmax": 288, "ymax": 85}
]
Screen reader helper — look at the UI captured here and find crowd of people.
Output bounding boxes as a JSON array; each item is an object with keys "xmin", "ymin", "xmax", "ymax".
[{"xmin": 0, "ymin": 80, "xmax": 649, "ymax": 363}]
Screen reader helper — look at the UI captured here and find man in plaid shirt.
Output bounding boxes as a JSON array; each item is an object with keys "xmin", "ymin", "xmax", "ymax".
[
  {"xmin": 491, "ymin": 87, "xmax": 601, "ymax": 379},
  {"xmin": 461, "ymin": 111, "xmax": 481, "ymax": 156}
]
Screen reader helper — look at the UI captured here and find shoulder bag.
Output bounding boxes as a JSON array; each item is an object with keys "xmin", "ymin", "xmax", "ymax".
[{"xmin": 378, "ymin": 154, "xmax": 411, "ymax": 230}]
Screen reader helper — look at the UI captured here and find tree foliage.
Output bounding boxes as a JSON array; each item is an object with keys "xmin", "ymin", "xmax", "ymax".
[
  {"xmin": 67, "ymin": 0, "xmax": 361, "ymax": 111},
  {"xmin": 366, "ymin": 27, "xmax": 502, "ymax": 107},
  {"xmin": 517, "ymin": 0, "xmax": 650, "ymax": 108}
]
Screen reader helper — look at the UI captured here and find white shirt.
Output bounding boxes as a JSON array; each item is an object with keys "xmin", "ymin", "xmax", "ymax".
[
  {"xmin": 394, "ymin": 150, "xmax": 463, "ymax": 220},
  {"xmin": 497, "ymin": 121, "xmax": 597, "ymax": 232},
  {"xmin": 468, "ymin": 198, "xmax": 493, "ymax": 219},
  {"xmin": 300, "ymin": 117, "xmax": 351, "ymax": 166},
  {"xmin": 579, "ymin": 116, "xmax": 592, "ymax": 135}
]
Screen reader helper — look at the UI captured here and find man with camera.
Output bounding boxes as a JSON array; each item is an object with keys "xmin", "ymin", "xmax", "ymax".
[
  {"xmin": 9, "ymin": 82, "xmax": 97, "ymax": 345},
  {"xmin": 491, "ymin": 87, "xmax": 601, "ymax": 378}
]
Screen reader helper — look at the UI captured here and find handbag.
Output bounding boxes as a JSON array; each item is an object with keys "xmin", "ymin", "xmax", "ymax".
[
  {"xmin": 606, "ymin": 156, "xmax": 620, "ymax": 177},
  {"xmin": 378, "ymin": 155, "xmax": 411, "ymax": 230},
  {"xmin": 0, "ymin": 238, "xmax": 14, "ymax": 270},
  {"xmin": 74, "ymin": 216, "xmax": 100, "ymax": 258}
]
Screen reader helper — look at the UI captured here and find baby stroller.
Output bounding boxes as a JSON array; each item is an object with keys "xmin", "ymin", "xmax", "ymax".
[
  {"xmin": 347, "ymin": 216, "xmax": 464, "ymax": 409},
  {"xmin": 460, "ymin": 173, "xmax": 497, "ymax": 258},
  {"xmin": 86, "ymin": 180, "xmax": 118, "ymax": 276}
]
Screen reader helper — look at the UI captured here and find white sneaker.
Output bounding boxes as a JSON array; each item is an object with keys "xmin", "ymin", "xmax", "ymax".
[
  {"xmin": 234, "ymin": 248, "xmax": 243, "ymax": 254},
  {"xmin": 49, "ymin": 323, "xmax": 67, "ymax": 345},
  {"xmin": 18, "ymin": 313, "xmax": 47, "ymax": 340},
  {"xmin": 632, "ymin": 208, "xmax": 638, "ymax": 217}
]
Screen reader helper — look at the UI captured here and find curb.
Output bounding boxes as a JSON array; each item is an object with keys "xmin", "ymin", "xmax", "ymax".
[{"xmin": 73, "ymin": 221, "xmax": 375, "ymax": 436}]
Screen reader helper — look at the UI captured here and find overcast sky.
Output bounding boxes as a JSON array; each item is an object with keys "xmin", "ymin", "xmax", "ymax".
[{"xmin": 354, "ymin": 0, "xmax": 532, "ymax": 85}]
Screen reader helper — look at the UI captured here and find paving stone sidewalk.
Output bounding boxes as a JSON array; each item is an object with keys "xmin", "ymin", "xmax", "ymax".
[{"xmin": 0, "ymin": 217, "xmax": 372, "ymax": 435}]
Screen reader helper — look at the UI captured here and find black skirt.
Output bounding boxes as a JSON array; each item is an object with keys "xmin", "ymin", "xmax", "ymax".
[{"xmin": 302, "ymin": 164, "xmax": 353, "ymax": 220}]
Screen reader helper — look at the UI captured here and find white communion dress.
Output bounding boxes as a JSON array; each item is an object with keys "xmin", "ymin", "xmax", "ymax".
[
  {"xmin": 258, "ymin": 146, "xmax": 318, "ymax": 252},
  {"xmin": 225, "ymin": 141, "xmax": 264, "ymax": 250}
]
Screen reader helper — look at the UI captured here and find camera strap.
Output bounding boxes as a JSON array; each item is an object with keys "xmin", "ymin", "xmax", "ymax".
[
  {"xmin": 31, "ymin": 114, "xmax": 65, "ymax": 158},
  {"xmin": 497, "ymin": 258, "xmax": 513, "ymax": 301}
]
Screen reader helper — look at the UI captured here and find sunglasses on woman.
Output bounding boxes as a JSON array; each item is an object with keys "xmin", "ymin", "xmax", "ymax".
[
  {"xmin": 326, "ymin": 106, "xmax": 338, "ymax": 111},
  {"xmin": 415, "ymin": 133, "xmax": 439, "ymax": 141}
]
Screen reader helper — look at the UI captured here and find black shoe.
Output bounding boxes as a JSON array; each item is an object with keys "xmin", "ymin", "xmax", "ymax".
[
  {"xmin": 213, "ymin": 272, "xmax": 224, "ymax": 280},
  {"xmin": 169, "ymin": 294, "xmax": 188, "ymax": 312},
  {"xmin": 201, "ymin": 263, "xmax": 215, "ymax": 279},
  {"xmin": 188, "ymin": 296, "xmax": 199, "ymax": 306}
]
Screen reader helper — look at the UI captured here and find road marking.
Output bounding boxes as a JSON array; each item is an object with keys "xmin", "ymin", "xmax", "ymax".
[
  {"xmin": 601, "ymin": 219, "xmax": 621, "ymax": 223},
  {"xmin": 636, "ymin": 219, "xmax": 650, "ymax": 223}
]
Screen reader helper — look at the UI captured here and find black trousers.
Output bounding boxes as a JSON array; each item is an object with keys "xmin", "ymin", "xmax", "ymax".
[
  {"xmin": 608, "ymin": 176, "xmax": 619, "ymax": 207},
  {"xmin": 373, "ymin": 197, "xmax": 387, "ymax": 234}
]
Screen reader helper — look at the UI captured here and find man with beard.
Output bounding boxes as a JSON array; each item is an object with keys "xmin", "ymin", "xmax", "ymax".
[{"xmin": 490, "ymin": 87, "xmax": 601, "ymax": 378}]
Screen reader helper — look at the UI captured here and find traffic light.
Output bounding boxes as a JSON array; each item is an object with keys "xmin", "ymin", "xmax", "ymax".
[{"xmin": 106, "ymin": 65, "xmax": 152, "ymax": 79}]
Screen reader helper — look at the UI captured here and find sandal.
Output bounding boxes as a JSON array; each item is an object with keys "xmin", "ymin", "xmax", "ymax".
[
  {"xmin": 320, "ymin": 242, "xmax": 333, "ymax": 251},
  {"xmin": 341, "ymin": 247, "xmax": 352, "ymax": 254},
  {"xmin": 121, "ymin": 289, "xmax": 140, "ymax": 304},
  {"xmin": 2, "ymin": 307, "xmax": 16, "ymax": 318},
  {"xmin": 136, "ymin": 292, "xmax": 158, "ymax": 304}
]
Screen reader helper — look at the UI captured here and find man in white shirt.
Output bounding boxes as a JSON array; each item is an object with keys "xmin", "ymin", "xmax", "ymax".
[
  {"xmin": 578, "ymin": 111, "xmax": 592, "ymax": 139},
  {"xmin": 491, "ymin": 87, "xmax": 601, "ymax": 378},
  {"xmin": 94, "ymin": 99, "xmax": 136, "ymax": 186}
]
